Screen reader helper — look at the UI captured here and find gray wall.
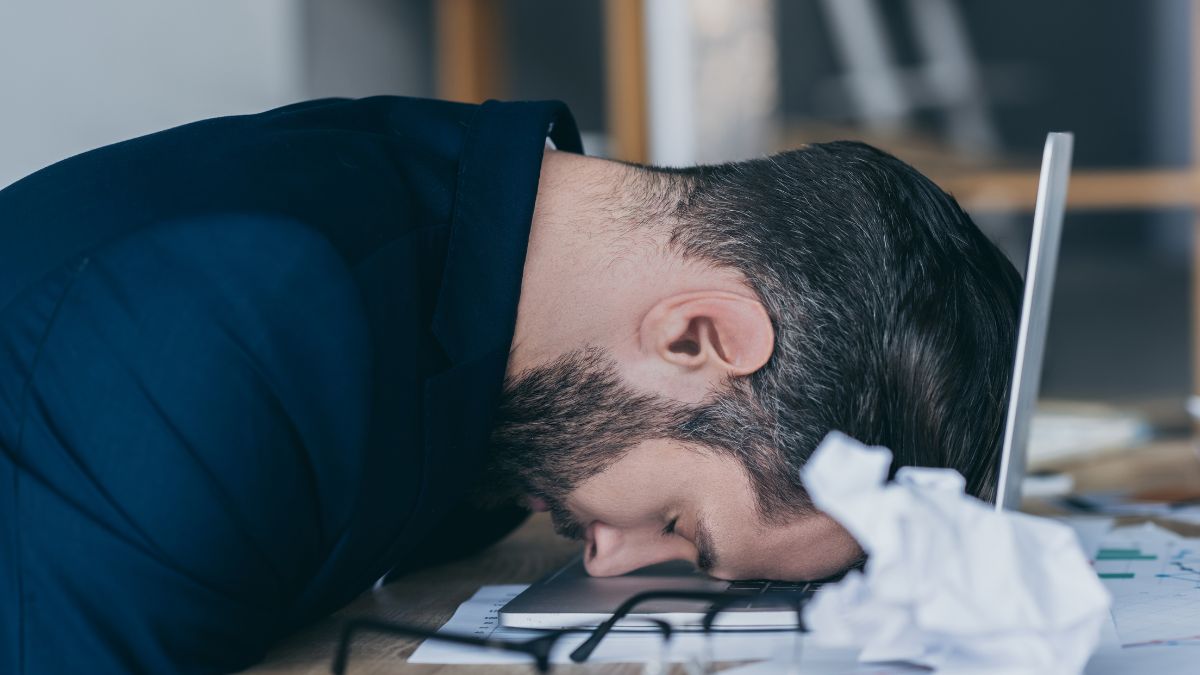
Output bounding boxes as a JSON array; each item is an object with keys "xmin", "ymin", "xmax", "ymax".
[{"xmin": 0, "ymin": 0, "xmax": 306, "ymax": 189}]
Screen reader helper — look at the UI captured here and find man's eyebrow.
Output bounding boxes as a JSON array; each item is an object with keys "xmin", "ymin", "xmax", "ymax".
[
  {"xmin": 549, "ymin": 502, "xmax": 585, "ymax": 541},
  {"xmin": 694, "ymin": 516, "xmax": 719, "ymax": 573}
]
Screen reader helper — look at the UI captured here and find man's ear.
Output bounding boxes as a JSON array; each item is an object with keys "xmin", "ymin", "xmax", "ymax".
[{"xmin": 640, "ymin": 290, "xmax": 775, "ymax": 377}]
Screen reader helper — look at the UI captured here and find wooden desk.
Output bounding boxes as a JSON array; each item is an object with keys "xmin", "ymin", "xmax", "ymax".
[
  {"xmin": 245, "ymin": 513, "xmax": 594, "ymax": 674},
  {"xmin": 246, "ymin": 439, "xmax": 1200, "ymax": 674}
]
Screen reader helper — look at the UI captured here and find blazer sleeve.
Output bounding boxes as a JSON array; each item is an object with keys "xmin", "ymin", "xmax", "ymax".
[{"xmin": 2, "ymin": 214, "xmax": 373, "ymax": 674}]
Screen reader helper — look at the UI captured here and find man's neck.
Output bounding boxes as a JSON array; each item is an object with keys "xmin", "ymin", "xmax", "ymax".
[{"xmin": 508, "ymin": 150, "xmax": 749, "ymax": 379}]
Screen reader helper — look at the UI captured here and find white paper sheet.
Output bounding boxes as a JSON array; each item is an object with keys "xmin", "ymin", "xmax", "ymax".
[
  {"xmin": 1084, "ymin": 644, "xmax": 1200, "ymax": 673},
  {"xmin": 723, "ymin": 640, "xmax": 1200, "ymax": 673},
  {"xmin": 1093, "ymin": 523, "xmax": 1200, "ymax": 647},
  {"xmin": 718, "ymin": 657, "xmax": 928, "ymax": 674}
]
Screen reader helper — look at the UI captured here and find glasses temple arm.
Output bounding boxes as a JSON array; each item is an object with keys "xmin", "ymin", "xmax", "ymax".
[{"xmin": 569, "ymin": 590, "xmax": 742, "ymax": 663}]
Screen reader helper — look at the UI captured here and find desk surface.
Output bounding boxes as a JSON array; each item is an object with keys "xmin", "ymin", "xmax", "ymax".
[
  {"xmin": 246, "ymin": 512, "xmax": 589, "ymax": 674},
  {"xmin": 246, "ymin": 439, "xmax": 1200, "ymax": 674}
]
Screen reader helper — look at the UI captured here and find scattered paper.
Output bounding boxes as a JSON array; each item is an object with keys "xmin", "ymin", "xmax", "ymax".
[
  {"xmin": 724, "ymin": 632, "xmax": 1200, "ymax": 674},
  {"xmin": 1093, "ymin": 522, "xmax": 1200, "ymax": 647},
  {"xmin": 719, "ymin": 656, "xmax": 928, "ymax": 675},
  {"xmin": 799, "ymin": 431, "xmax": 1111, "ymax": 674},
  {"xmin": 1084, "ymin": 643, "xmax": 1200, "ymax": 674},
  {"xmin": 408, "ymin": 584, "xmax": 803, "ymax": 666}
]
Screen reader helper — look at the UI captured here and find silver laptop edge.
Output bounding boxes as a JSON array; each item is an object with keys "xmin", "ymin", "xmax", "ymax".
[
  {"xmin": 501, "ymin": 133, "xmax": 1074, "ymax": 629},
  {"xmin": 995, "ymin": 132, "xmax": 1073, "ymax": 511}
]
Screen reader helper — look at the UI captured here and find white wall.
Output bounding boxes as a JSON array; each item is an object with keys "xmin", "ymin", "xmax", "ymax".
[{"xmin": 0, "ymin": 0, "xmax": 304, "ymax": 188}]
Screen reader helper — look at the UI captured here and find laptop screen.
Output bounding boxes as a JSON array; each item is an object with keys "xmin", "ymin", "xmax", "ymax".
[{"xmin": 993, "ymin": 132, "xmax": 1074, "ymax": 511}]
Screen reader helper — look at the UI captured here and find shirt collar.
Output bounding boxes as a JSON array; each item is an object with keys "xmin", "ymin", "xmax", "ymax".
[{"xmin": 430, "ymin": 99, "xmax": 582, "ymax": 366}]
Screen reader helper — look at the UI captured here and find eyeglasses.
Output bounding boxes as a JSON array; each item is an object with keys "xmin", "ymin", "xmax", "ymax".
[{"xmin": 331, "ymin": 588, "xmax": 810, "ymax": 674}]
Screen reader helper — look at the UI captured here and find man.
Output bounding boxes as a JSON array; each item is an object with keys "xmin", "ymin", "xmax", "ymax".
[{"xmin": 0, "ymin": 96, "xmax": 1020, "ymax": 673}]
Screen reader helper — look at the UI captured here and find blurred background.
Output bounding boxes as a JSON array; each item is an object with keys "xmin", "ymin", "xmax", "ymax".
[{"xmin": 2, "ymin": 0, "xmax": 1197, "ymax": 466}]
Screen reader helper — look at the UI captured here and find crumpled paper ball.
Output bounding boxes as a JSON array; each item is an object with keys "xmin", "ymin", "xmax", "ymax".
[{"xmin": 799, "ymin": 431, "xmax": 1111, "ymax": 675}]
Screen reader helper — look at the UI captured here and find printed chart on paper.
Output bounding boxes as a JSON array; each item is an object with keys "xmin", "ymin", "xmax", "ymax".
[{"xmin": 1095, "ymin": 528, "xmax": 1200, "ymax": 647}]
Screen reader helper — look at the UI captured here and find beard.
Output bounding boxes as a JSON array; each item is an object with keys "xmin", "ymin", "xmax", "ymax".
[
  {"xmin": 482, "ymin": 347, "xmax": 694, "ymax": 537},
  {"xmin": 482, "ymin": 344, "xmax": 796, "ymax": 539}
]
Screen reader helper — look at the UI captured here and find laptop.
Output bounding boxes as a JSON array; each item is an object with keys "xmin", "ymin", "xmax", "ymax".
[{"xmin": 500, "ymin": 132, "xmax": 1075, "ymax": 631}]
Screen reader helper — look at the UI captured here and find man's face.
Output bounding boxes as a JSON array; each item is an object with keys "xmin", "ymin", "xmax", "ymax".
[
  {"xmin": 489, "ymin": 348, "xmax": 862, "ymax": 582},
  {"xmin": 541, "ymin": 439, "xmax": 861, "ymax": 581}
]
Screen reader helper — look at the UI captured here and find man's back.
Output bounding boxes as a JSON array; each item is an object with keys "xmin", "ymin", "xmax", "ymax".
[
  {"xmin": 0, "ymin": 97, "xmax": 473, "ymax": 311},
  {"xmin": 0, "ymin": 96, "xmax": 581, "ymax": 673}
]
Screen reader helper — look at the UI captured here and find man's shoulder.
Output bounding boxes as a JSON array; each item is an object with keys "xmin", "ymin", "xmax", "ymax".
[
  {"xmin": 163, "ymin": 95, "xmax": 480, "ymax": 146},
  {"xmin": 0, "ymin": 96, "xmax": 475, "ymax": 310}
]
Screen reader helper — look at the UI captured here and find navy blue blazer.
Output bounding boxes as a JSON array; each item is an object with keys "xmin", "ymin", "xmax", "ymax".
[{"xmin": 0, "ymin": 97, "xmax": 582, "ymax": 673}]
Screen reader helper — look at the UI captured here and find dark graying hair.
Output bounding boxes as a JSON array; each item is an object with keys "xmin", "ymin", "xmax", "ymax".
[
  {"xmin": 487, "ymin": 141, "xmax": 1021, "ymax": 523},
  {"xmin": 661, "ymin": 141, "xmax": 1022, "ymax": 505}
]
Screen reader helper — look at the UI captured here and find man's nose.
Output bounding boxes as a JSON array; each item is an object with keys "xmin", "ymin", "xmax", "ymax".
[{"xmin": 583, "ymin": 521, "xmax": 693, "ymax": 577}]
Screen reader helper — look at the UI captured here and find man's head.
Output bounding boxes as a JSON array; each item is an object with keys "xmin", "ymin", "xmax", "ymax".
[{"xmin": 487, "ymin": 142, "xmax": 1022, "ymax": 581}]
